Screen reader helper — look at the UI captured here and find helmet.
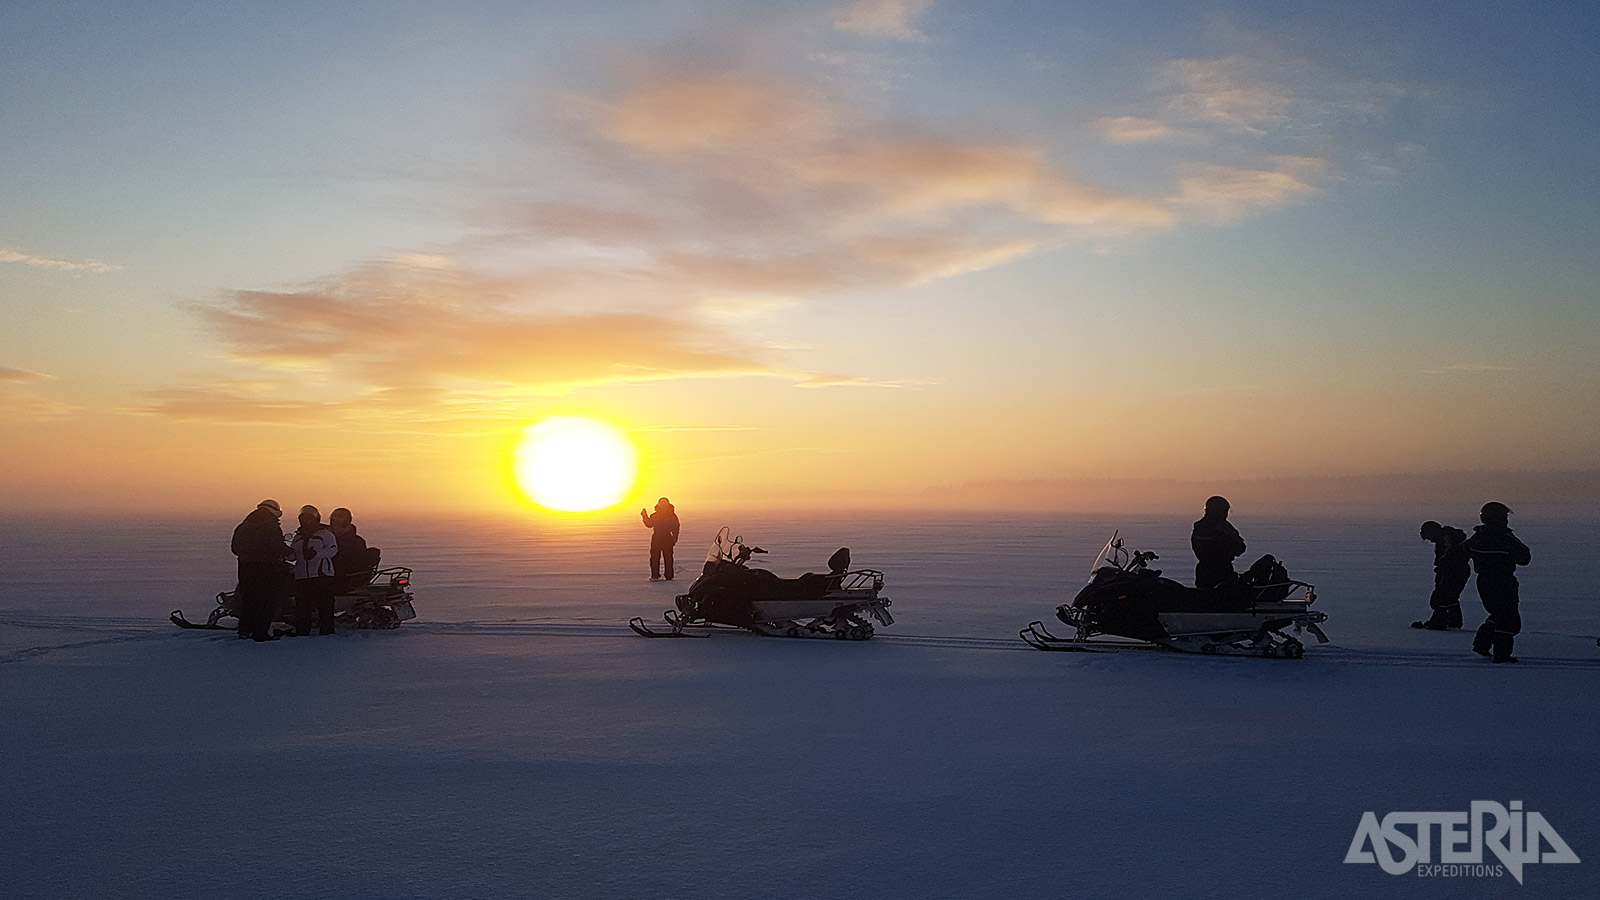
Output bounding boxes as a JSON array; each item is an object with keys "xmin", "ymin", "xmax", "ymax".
[
  {"xmin": 257, "ymin": 499, "xmax": 283, "ymax": 517},
  {"xmin": 1204, "ymin": 495, "xmax": 1230, "ymax": 514},
  {"xmin": 1480, "ymin": 501, "xmax": 1512, "ymax": 523},
  {"xmin": 1419, "ymin": 520, "xmax": 1442, "ymax": 539},
  {"xmin": 298, "ymin": 504, "xmax": 320, "ymax": 521}
]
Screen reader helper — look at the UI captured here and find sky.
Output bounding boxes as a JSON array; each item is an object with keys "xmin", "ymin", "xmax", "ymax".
[{"xmin": 2, "ymin": 0, "xmax": 1597, "ymax": 516}]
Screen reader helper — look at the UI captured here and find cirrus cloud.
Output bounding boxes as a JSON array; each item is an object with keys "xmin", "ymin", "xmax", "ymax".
[
  {"xmin": 1, "ymin": 247, "xmax": 119, "ymax": 273},
  {"xmin": 164, "ymin": 16, "xmax": 1418, "ymax": 422}
]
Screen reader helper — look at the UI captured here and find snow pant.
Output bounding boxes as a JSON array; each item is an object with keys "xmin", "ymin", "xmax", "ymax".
[
  {"xmin": 235, "ymin": 564, "xmax": 277, "ymax": 641},
  {"xmin": 1421, "ymin": 566, "xmax": 1469, "ymax": 629},
  {"xmin": 294, "ymin": 576, "xmax": 337, "ymax": 636},
  {"xmin": 650, "ymin": 541, "xmax": 675, "ymax": 580},
  {"xmin": 1194, "ymin": 562, "xmax": 1237, "ymax": 592},
  {"xmin": 1471, "ymin": 575, "xmax": 1521, "ymax": 660}
]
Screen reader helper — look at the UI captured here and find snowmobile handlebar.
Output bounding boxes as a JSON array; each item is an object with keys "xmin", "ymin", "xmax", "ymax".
[{"xmin": 732, "ymin": 545, "xmax": 768, "ymax": 565}]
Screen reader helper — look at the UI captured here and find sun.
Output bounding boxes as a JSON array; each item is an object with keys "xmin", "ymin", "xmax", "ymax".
[{"xmin": 513, "ymin": 417, "xmax": 638, "ymax": 512}]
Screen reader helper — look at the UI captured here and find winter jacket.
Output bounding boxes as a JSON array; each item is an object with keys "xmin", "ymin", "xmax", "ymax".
[
  {"xmin": 289, "ymin": 525, "xmax": 339, "ymax": 580},
  {"xmin": 232, "ymin": 507, "xmax": 288, "ymax": 567},
  {"xmin": 1429, "ymin": 525, "xmax": 1470, "ymax": 576},
  {"xmin": 330, "ymin": 523, "xmax": 370, "ymax": 576},
  {"xmin": 1465, "ymin": 524, "xmax": 1531, "ymax": 581},
  {"xmin": 1191, "ymin": 515, "xmax": 1246, "ymax": 566},
  {"xmin": 642, "ymin": 506, "xmax": 680, "ymax": 547}
]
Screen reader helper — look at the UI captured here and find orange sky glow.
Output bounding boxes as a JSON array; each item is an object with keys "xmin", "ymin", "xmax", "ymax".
[{"xmin": 3, "ymin": 2, "xmax": 1597, "ymax": 518}]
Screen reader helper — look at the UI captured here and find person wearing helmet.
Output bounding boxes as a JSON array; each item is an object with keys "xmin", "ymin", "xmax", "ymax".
[
  {"xmin": 231, "ymin": 499, "xmax": 292, "ymax": 641},
  {"xmin": 641, "ymin": 497, "xmax": 681, "ymax": 581},
  {"xmin": 289, "ymin": 505, "xmax": 340, "ymax": 635},
  {"xmin": 1464, "ymin": 501, "xmax": 1531, "ymax": 662},
  {"xmin": 1191, "ymin": 495, "xmax": 1247, "ymax": 591},
  {"xmin": 1411, "ymin": 520, "xmax": 1469, "ymax": 630}
]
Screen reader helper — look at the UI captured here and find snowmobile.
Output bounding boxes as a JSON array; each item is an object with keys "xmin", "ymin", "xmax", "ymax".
[
  {"xmin": 630, "ymin": 526, "xmax": 893, "ymax": 640},
  {"xmin": 171, "ymin": 550, "xmax": 418, "ymax": 632},
  {"xmin": 1021, "ymin": 531, "xmax": 1328, "ymax": 658}
]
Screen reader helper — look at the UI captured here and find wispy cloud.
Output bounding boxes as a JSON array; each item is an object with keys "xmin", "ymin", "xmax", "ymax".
[
  {"xmin": 197, "ymin": 258, "xmax": 781, "ymax": 391},
  {"xmin": 1147, "ymin": 51, "xmax": 1413, "ymax": 139},
  {"xmin": 1093, "ymin": 39, "xmax": 1425, "ymax": 222},
  {"xmin": 1168, "ymin": 157, "xmax": 1322, "ymax": 223},
  {"xmin": 1095, "ymin": 116, "xmax": 1177, "ymax": 144},
  {"xmin": 166, "ymin": 17, "xmax": 1417, "ymax": 422},
  {"xmin": 833, "ymin": 0, "xmax": 933, "ymax": 41},
  {"xmin": 1, "ymin": 247, "xmax": 119, "ymax": 273},
  {"xmin": 1421, "ymin": 363, "xmax": 1517, "ymax": 376},
  {"xmin": 0, "ymin": 367, "xmax": 74, "ymax": 420},
  {"xmin": 0, "ymin": 366, "xmax": 51, "ymax": 383}
]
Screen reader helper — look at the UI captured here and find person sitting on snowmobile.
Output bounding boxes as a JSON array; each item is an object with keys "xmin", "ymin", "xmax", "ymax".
[
  {"xmin": 328, "ymin": 507, "xmax": 373, "ymax": 594},
  {"xmin": 1466, "ymin": 501, "xmax": 1531, "ymax": 663},
  {"xmin": 641, "ymin": 497, "xmax": 680, "ymax": 581},
  {"xmin": 1412, "ymin": 520, "xmax": 1469, "ymax": 630},
  {"xmin": 1191, "ymin": 495, "xmax": 1247, "ymax": 592}
]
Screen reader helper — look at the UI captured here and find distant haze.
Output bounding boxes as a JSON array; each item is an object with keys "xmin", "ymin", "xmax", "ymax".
[{"xmin": 914, "ymin": 470, "xmax": 1600, "ymax": 516}]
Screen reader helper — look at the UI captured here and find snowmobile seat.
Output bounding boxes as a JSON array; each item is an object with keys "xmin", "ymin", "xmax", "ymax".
[
  {"xmin": 824, "ymin": 548, "xmax": 851, "ymax": 589},
  {"xmin": 335, "ymin": 547, "xmax": 383, "ymax": 595}
]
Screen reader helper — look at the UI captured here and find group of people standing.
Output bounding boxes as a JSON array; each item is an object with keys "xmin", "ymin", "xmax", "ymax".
[
  {"xmin": 1412, "ymin": 501, "xmax": 1532, "ymax": 662},
  {"xmin": 230, "ymin": 499, "xmax": 370, "ymax": 641}
]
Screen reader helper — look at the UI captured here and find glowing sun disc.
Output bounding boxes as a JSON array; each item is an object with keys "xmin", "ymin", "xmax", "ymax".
[{"xmin": 514, "ymin": 417, "xmax": 638, "ymax": 511}]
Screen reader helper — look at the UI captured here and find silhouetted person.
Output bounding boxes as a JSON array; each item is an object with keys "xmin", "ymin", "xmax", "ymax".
[
  {"xmin": 289, "ymin": 505, "xmax": 339, "ymax": 635},
  {"xmin": 641, "ymin": 497, "xmax": 680, "ymax": 581},
  {"xmin": 1466, "ymin": 502, "xmax": 1530, "ymax": 663},
  {"xmin": 1191, "ymin": 495, "xmax": 1246, "ymax": 591},
  {"xmin": 231, "ymin": 499, "xmax": 290, "ymax": 641},
  {"xmin": 328, "ymin": 507, "xmax": 371, "ymax": 594},
  {"xmin": 1411, "ymin": 520, "xmax": 1469, "ymax": 630}
]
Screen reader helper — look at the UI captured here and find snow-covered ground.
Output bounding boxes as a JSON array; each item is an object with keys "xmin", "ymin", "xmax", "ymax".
[{"xmin": 3, "ymin": 512, "xmax": 1596, "ymax": 898}]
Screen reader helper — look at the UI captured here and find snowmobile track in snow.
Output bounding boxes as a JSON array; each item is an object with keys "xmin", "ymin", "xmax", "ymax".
[{"xmin": 5, "ymin": 614, "xmax": 1600, "ymax": 670}]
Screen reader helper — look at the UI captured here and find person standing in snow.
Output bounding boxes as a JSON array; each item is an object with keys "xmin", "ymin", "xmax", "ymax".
[
  {"xmin": 1466, "ymin": 501, "xmax": 1531, "ymax": 663},
  {"xmin": 289, "ymin": 505, "xmax": 340, "ymax": 636},
  {"xmin": 1191, "ymin": 495, "xmax": 1247, "ymax": 591},
  {"xmin": 231, "ymin": 499, "xmax": 291, "ymax": 641},
  {"xmin": 641, "ymin": 497, "xmax": 680, "ymax": 581},
  {"xmin": 1411, "ymin": 520, "xmax": 1470, "ymax": 630}
]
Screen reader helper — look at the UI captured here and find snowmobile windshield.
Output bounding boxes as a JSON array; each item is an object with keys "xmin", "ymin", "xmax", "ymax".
[
  {"xmin": 706, "ymin": 526, "xmax": 750, "ymax": 565},
  {"xmin": 1088, "ymin": 531, "xmax": 1129, "ymax": 581}
]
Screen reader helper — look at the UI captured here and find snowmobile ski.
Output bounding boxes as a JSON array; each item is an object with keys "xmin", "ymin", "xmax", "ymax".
[
  {"xmin": 1020, "ymin": 621, "xmax": 1137, "ymax": 652},
  {"xmin": 170, "ymin": 609, "xmax": 230, "ymax": 630},
  {"xmin": 173, "ymin": 563, "xmax": 419, "ymax": 633},
  {"xmin": 628, "ymin": 613, "xmax": 708, "ymax": 638}
]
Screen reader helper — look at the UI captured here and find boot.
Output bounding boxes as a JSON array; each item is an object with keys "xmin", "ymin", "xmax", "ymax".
[
  {"xmin": 1471, "ymin": 620, "xmax": 1495, "ymax": 657},
  {"xmin": 1491, "ymin": 632, "xmax": 1516, "ymax": 664},
  {"xmin": 1445, "ymin": 605, "xmax": 1463, "ymax": 629}
]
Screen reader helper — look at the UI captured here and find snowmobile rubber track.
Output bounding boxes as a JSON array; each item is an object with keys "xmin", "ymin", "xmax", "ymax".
[
  {"xmin": 629, "ymin": 612, "xmax": 875, "ymax": 640},
  {"xmin": 1021, "ymin": 620, "xmax": 1311, "ymax": 658}
]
